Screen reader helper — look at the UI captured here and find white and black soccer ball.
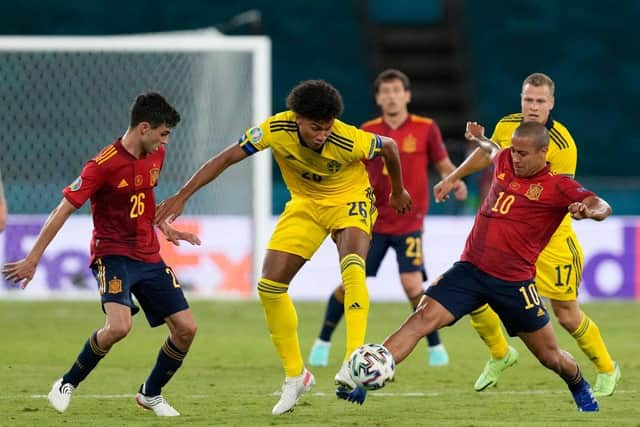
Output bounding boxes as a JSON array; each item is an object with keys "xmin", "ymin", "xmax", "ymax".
[{"xmin": 348, "ymin": 343, "xmax": 395, "ymax": 390}]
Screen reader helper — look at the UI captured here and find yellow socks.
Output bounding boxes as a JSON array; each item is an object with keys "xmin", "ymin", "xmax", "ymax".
[
  {"xmin": 470, "ymin": 304, "xmax": 509, "ymax": 360},
  {"xmin": 340, "ymin": 254, "xmax": 369, "ymax": 361},
  {"xmin": 257, "ymin": 278, "xmax": 303, "ymax": 377},
  {"xmin": 571, "ymin": 312, "xmax": 615, "ymax": 373}
]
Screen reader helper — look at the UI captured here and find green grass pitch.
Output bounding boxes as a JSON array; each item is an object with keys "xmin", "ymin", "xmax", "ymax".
[{"xmin": 1, "ymin": 300, "xmax": 638, "ymax": 426}]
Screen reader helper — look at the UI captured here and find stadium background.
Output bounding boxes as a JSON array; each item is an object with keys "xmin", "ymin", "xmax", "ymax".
[{"xmin": 0, "ymin": 0, "xmax": 638, "ymax": 301}]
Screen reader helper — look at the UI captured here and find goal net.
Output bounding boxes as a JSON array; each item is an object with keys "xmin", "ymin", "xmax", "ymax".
[{"xmin": 0, "ymin": 31, "xmax": 271, "ymax": 290}]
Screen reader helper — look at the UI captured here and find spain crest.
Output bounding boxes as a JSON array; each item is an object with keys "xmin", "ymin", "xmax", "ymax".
[
  {"xmin": 402, "ymin": 134, "xmax": 417, "ymax": 153},
  {"xmin": 525, "ymin": 183, "xmax": 544, "ymax": 201},
  {"xmin": 150, "ymin": 168, "xmax": 160, "ymax": 186},
  {"xmin": 108, "ymin": 277, "xmax": 122, "ymax": 294}
]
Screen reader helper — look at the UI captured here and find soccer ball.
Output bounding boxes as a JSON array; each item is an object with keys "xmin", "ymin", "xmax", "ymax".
[{"xmin": 348, "ymin": 343, "xmax": 395, "ymax": 390}]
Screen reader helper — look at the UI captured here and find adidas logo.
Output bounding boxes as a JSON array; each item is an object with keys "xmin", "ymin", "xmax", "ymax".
[
  {"xmin": 497, "ymin": 172, "xmax": 505, "ymax": 180},
  {"xmin": 349, "ymin": 302, "xmax": 362, "ymax": 310},
  {"xmin": 536, "ymin": 307, "xmax": 545, "ymax": 317},
  {"xmin": 117, "ymin": 178, "xmax": 129, "ymax": 188}
]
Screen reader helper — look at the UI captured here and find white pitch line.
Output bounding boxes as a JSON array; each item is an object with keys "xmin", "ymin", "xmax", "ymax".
[{"xmin": 7, "ymin": 389, "xmax": 634, "ymax": 400}]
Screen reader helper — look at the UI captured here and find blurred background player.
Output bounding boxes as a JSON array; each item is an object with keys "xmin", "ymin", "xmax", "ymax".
[
  {"xmin": 382, "ymin": 121, "xmax": 611, "ymax": 412},
  {"xmin": 0, "ymin": 167, "xmax": 6, "ymax": 233},
  {"xmin": 466, "ymin": 73, "xmax": 620, "ymax": 396},
  {"xmin": 153, "ymin": 80, "xmax": 411, "ymax": 414},
  {"xmin": 2, "ymin": 92, "xmax": 200, "ymax": 417},
  {"xmin": 308, "ymin": 69, "xmax": 467, "ymax": 368}
]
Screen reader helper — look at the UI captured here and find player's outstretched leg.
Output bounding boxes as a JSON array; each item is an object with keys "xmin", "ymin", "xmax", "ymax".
[
  {"xmin": 474, "ymin": 345, "xmax": 519, "ymax": 391},
  {"xmin": 408, "ymin": 293, "xmax": 449, "ymax": 367},
  {"xmin": 334, "ymin": 361, "xmax": 367, "ymax": 404},
  {"xmin": 135, "ymin": 384, "xmax": 180, "ymax": 417},
  {"xmin": 47, "ymin": 378, "xmax": 75, "ymax": 413},
  {"xmin": 272, "ymin": 368, "xmax": 316, "ymax": 415}
]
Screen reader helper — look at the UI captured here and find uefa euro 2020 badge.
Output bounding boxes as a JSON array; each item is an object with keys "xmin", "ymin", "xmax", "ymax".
[
  {"xmin": 249, "ymin": 127, "xmax": 263, "ymax": 144},
  {"xmin": 69, "ymin": 176, "xmax": 83, "ymax": 191}
]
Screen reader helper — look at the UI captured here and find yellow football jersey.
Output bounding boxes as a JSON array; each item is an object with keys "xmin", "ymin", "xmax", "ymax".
[
  {"xmin": 491, "ymin": 113, "xmax": 578, "ymax": 235},
  {"xmin": 239, "ymin": 110, "xmax": 381, "ymax": 204},
  {"xmin": 490, "ymin": 112, "xmax": 577, "ymax": 176}
]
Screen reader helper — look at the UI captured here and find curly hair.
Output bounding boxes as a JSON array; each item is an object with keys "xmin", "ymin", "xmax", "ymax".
[
  {"xmin": 286, "ymin": 80, "xmax": 344, "ymax": 121},
  {"xmin": 130, "ymin": 92, "xmax": 181, "ymax": 128}
]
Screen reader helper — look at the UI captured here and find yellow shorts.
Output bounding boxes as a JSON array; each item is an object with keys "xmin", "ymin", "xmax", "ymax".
[
  {"xmin": 535, "ymin": 228, "xmax": 583, "ymax": 301},
  {"xmin": 268, "ymin": 196, "xmax": 377, "ymax": 260}
]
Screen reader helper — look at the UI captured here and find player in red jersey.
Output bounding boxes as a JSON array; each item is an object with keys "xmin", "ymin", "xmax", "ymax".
[
  {"xmin": 2, "ymin": 93, "xmax": 200, "ymax": 417},
  {"xmin": 372, "ymin": 122, "xmax": 610, "ymax": 412},
  {"xmin": 308, "ymin": 69, "xmax": 467, "ymax": 370}
]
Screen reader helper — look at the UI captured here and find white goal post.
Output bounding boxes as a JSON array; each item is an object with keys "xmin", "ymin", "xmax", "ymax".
[{"xmin": 0, "ymin": 32, "xmax": 271, "ymax": 286}]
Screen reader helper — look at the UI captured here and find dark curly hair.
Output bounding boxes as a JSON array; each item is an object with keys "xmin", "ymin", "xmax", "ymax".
[
  {"xmin": 286, "ymin": 80, "xmax": 344, "ymax": 121},
  {"xmin": 130, "ymin": 92, "xmax": 181, "ymax": 128}
]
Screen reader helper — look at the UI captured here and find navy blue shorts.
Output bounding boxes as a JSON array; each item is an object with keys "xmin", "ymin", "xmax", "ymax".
[
  {"xmin": 91, "ymin": 255, "xmax": 189, "ymax": 327},
  {"xmin": 426, "ymin": 261, "xmax": 550, "ymax": 336},
  {"xmin": 366, "ymin": 231, "xmax": 427, "ymax": 281}
]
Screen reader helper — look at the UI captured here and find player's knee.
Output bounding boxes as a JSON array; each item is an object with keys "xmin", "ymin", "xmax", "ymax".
[
  {"xmin": 257, "ymin": 278, "xmax": 289, "ymax": 302},
  {"xmin": 412, "ymin": 303, "xmax": 438, "ymax": 335},
  {"xmin": 180, "ymin": 322, "xmax": 197, "ymax": 341},
  {"xmin": 105, "ymin": 323, "xmax": 132, "ymax": 343},
  {"xmin": 174, "ymin": 322, "xmax": 197, "ymax": 347}
]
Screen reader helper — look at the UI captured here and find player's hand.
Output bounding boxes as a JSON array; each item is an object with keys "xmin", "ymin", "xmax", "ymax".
[
  {"xmin": 389, "ymin": 188, "xmax": 412, "ymax": 215},
  {"xmin": 465, "ymin": 121, "xmax": 485, "ymax": 141},
  {"xmin": 433, "ymin": 177, "xmax": 455, "ymax": 203},
  {"xmin": 452, "ymin": 179, "xmax": 468, "ymax": 201},
  {"xmin": 155, "ymin": 194, "xmax": 186, "ymax": 225},
  {"xmin": 568, "ymin": 202, "xmax": 590, "ymax": 220},
  {"xmin": 2, "ymin": 257, "xmax": 38, "ymax": 289},
  {"xmin": 159, "ymin": 223, "xmax": 201, "ymax": 246}
]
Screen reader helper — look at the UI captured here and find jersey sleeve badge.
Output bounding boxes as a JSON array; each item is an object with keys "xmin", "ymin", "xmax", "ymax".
[
  {"xmin": 68, "ymin": 176, "xmax": 83, "ymax": 191},
  {"xmin": 249, "ymin": 126, "xmax": 263, "ymax": 144}
]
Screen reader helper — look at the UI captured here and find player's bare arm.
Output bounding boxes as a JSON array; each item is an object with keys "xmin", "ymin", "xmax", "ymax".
[
  {"xmin": 568, "ymin": 195, "xmax": 612, "ymax": 221},
  {"xmin": 379, "ymin": 136, "xmax": 412, "ymax": 214},
  {"xmin": 434, "ymin": 122, "xmax": 500, "ymax": 203},
  {"xmin": 2, "ymin": 198, "xmax": 77, "ymax": 288},
  {"xmin": 155, "ymin": 143, "xmax": 249, "ymax": 224},
  {"xmin": 434, "ymin": 157, "xmax": 468, "ymax": 201},
  {"xmin": 157, "ymin": 221, "xmax": 201, "ymax": 246}
]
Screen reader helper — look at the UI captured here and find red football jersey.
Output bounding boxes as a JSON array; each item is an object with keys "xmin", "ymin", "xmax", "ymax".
[
  {"xmin": 461, "ymin": 149, "xmax": 594, "ymax": 281},
  {"xmin": 63, "ymin": 139, "xmax": 165, "ymax": 263},
  {"xmin": 362, "ymin": 115, "xmax": 448, "ymax": 235}
]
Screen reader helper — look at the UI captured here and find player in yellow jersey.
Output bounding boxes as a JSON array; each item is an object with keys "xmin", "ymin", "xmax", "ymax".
[
  {"xmin": 460, "ymin": 73, "xmax": 620, "ymax": 396},
  {"xmin": 154, "ymin": 80, "xmax": 411, "ymax": 415}
]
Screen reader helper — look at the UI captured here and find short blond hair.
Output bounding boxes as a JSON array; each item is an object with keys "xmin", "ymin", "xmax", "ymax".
[{"xmin": 522, "ymin": 72, "xmax": 555, "ymax": 96}]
